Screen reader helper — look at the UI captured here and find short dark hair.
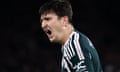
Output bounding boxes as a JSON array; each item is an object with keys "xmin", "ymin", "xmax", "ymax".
[{"xmin": 38, "ymin": 0, "xmax": 73, "ymax": 23}]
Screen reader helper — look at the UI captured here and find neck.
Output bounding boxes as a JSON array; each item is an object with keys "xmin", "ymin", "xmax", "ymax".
[{"xmin": 61, "ymin": 24, "xmax": 74, "ymax": 45}]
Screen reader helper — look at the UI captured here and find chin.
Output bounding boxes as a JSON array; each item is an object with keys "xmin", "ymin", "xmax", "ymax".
[
  {"xmin": 49, "ymin": 38, "xmax": 55, "ymax": 42},
  {"xmin": 49, "ymin": 39, "xmax": 59, "ymax": 43},
  {"xmin": 49, "ymin": 40, "xmax": 54, "ymax": 43}
]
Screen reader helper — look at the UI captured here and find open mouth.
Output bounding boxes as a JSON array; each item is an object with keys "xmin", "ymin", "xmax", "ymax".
[
  {"xmin": 46, "ymin": 30, "xmax": 52, "ymax": 35},
  {"xmin": 44, "ymin": 29, "xmax": 53, "ymax": 38},
  {"xmin": 44, "ymin": 28, "xmax": 54, "ymax": 41}
]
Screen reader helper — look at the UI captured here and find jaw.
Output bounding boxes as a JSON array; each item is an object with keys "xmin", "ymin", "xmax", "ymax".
[{"xmin": 48, "ymin": 32, "xmax": 60, "ymax": 43}]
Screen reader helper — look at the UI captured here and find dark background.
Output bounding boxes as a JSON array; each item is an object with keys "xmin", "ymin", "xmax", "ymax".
[{"xmin": 1, "ymin": 0, "xmax": 119, "ymax": 72}]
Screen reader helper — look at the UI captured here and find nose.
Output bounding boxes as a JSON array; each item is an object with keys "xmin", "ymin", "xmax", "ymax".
[{"xmin": 41, "ymin": 21, "xmax": 47, "ymax": 28}]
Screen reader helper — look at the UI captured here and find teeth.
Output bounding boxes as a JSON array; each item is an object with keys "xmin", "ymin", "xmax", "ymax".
[{"xmin": 46, "ymin": 30, "xmax": 51, "ymax": 35}]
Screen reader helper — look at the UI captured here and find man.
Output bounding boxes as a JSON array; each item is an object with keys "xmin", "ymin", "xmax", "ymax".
[{"xmin": 39, "ymin": 0, "xmax": 103, "ymax": 72}]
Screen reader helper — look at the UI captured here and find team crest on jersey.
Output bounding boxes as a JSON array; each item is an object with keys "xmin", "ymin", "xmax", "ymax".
[{"xmin": 73, "ymin": 60, "xmax": 87, "ymax": 72}]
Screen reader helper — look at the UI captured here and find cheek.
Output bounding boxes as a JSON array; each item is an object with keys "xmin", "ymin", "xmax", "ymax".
[
  {"xmin": 48, "ymin": 20, "xmax": 55, "ymax": 26},
  {"xmin": 50, "ymin": 20, "xmax": 63, "ymax": 31},
  {"xmin": 54, "ymin": 24, "xmax": 64, "ymax": 33}
]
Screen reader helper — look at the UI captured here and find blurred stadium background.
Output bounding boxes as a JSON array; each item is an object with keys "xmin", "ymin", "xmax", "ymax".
[{"xmin": 1, "ymin": 0, "xmax": 119, "ymax": 72}]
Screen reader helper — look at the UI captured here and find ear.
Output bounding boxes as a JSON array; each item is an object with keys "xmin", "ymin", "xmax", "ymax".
[{"xmin": 63, "ymin": 16, "xmax": 69, "ymax": 27}]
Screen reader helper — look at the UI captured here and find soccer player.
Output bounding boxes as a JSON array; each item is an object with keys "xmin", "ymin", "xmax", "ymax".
[{"xmin": 39, "ymin": 0, "xmax": 103, "ymax": 72}]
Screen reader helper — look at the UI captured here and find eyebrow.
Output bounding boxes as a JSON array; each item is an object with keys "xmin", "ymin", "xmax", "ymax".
[{"xmin": 40, "ymin": 16, "xmax": 52, "ymax": 22}]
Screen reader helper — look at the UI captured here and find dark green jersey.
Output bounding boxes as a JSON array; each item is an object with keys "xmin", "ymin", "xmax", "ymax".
[{"xmin": 61, "ymin": 30, "xmax": 103, "ymax": 72}]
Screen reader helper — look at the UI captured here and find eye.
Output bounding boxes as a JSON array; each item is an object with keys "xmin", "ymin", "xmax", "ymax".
[
  {"xmin": 44, "ymin": 17, "xmax": 51, "ymax": 21},
  {"xmin": 40, "ymin": 17, "xmax": 52, "ymax": 23}
]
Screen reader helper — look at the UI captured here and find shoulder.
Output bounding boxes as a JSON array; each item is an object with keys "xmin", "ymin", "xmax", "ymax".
[
  {"xmin": 74, "ymin": 29, "xmax": 95, "ymax": 49},
  {"xmin": 74, "ymin": 29, "xmax": 89, "ymax": 40}
]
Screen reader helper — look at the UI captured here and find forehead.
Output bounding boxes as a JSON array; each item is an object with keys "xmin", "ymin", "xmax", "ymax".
[{"xmin": 40, "ymin": 12, "xmax": 58, "ymax": 19}]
